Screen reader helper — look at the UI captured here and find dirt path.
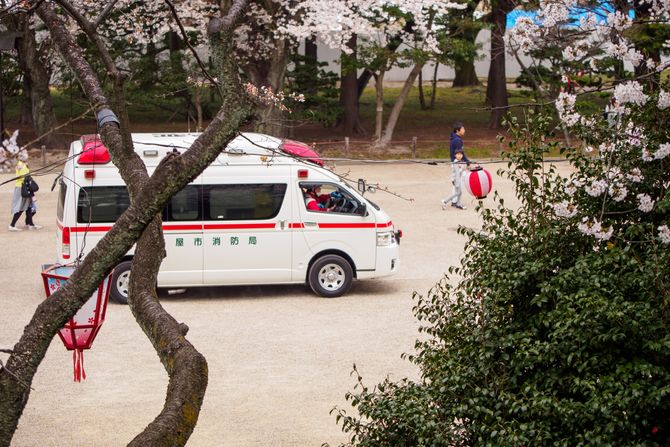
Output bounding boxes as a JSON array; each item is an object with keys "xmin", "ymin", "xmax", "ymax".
[{"xmin": 1, "ymin": 160, "xmax": 570, "ymax": 446}]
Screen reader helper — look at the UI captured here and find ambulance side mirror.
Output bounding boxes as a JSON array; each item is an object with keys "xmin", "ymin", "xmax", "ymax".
[{"xmin": 357, "ymin": 178, "xmax": 366, "ymax": 193}]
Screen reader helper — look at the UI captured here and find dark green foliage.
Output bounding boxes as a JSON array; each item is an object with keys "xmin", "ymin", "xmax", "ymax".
[
  {"xmin": 332, "ymin": 105, "xmax": 670, "ymax": 446},
  {"xmin": 285, "ymin": 53, "xmax": 341, "ymax": 127}
]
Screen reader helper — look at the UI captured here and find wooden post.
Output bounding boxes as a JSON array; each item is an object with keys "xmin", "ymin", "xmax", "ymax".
[
  {"xmin": 41, "ymin": 145, "xmax": 46, "ymax": 167},
  {"xmin": 411, "ymin": 136, "xmax": 417, "ymax": 158},
  {"xmin": 344, "ymin": 137, "xmax": 349, "ymax": 156}
]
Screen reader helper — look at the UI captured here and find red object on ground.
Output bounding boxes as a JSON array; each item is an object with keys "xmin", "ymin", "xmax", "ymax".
[
  {"xmin": 78, "ymin": 135, "xmax": 111, "ymax": 164},
  {"xmin": 41, "ymin": 265, "xmax": 113, "ymax": 382},
  {"xmin": 280, "ymin": 139, "xmax": 323, "ymax": 166},
  {"xmin": 465, "ymin": 167, "xmax": 493, "ymax": 199}
]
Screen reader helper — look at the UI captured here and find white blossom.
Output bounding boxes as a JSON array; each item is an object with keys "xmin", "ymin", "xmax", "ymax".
[
  {"xmin": 654, "ymin": 143, "xmax": 670, "ymax": 160},
  {"xmin": 658, "ymin": 225, "xmax": 670, "ymax": 244},
  {"xmin": 626, "ymin": 168, "xmax": 644, "ymax": 183},
  {"xmin": 609, "ymin": 185, "xmax": 628, "ymax": 202},
  {"xmin": 613, "ymin": 81, "xmax": 649, "ymax": 107},
  {"xmin": 637, "ymin": 193, "xmax": 654, "ymax": 212},
  {"xmin": 563, "ymin": 45, "xmax": 586, "ymax": 61},
  {"xmin": 606, "ymin": 11, "xmax": 633, "ymax": 31},
  {"xmin": 578, "ymin": 218, "xmax": 614, "ymax": 241},
  {"xmin": 555, "ymin": 92, "xmax": 580, "ymax": 126},
  {"xmin": 585, "ymin": 179, "xmax": 608, "ymax": 197},
  {"xmin": 658, "ymin": 90, "xmax": 670, "ymax": 110},
  {"xmin": 551, "ymin": 200, "xmax": 578, "ymax": 218},
  {"xmin": 598, "ymin": 142, "xmax": 615, "ymax": 154},
  {"xmin": 625, "ymin": 121, "xmax": 645, "ymax": 147}
]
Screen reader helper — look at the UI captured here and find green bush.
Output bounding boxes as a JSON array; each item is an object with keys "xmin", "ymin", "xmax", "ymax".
[{"xmin": 332, "ymin": 105, "xmax": 670, "ymax": 446}]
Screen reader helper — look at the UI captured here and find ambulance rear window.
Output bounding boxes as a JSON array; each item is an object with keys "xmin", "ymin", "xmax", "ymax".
[
  {"xmin": 57, "ymin": 179, "xmax": 67, "ymax": 221},
  {"xmin": 204, "ymin": 184, "xmax": 287, "ymax": 221}
]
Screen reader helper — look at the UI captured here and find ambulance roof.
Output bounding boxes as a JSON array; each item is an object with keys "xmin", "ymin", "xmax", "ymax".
[{"xmin": 69, "ymin": 132, "xmax": 321, "ymax": 168}]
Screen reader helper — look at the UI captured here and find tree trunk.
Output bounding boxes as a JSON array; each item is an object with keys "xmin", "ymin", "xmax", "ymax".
[
  {"xmin": 486, "ymin": 1, "xmax": 511, "ymax": 129},
  {"xmin": 243, "ymin": 38, "xmax": 290, "ymax": 137},
  {"xmin": 19, "ymin": 59, "xmax": 33, "ymax": 125},
  {"xmin": 374, "ymin": 71, "xmax": 385, "ymax": 140},
  {"xmin": 338, "ymin": 34, "xmax": 364, "ymax": 136},
  {"xmin": 452, "ymin": 26, "xmax": 481, "ymax": 88},
  {"xmin": 377, "ymin": 62, "xmax": 424, "ymax": 148},
  {"xmin": 430, "ymin": 63, "xmax": 439, "ymax": 109},
  {"xmin": 16, "ymin": 14, "xmax": 60, "ymax": 147},
  {"xmin": 453, "ymin": 60, "xmax": 479, "ymax": 87},
  {"xmin": 418, "ymin": 69, "xmax": 426, "ymax": 110}
]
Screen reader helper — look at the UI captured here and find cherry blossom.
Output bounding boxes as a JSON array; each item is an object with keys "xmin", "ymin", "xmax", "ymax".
[
  {"xmin": 551, "ymin": 200, "xmax": 578, "ymax": 218},
  {"xmin": 613, "ymin": 81, "xmax": 649, "ymax": 107},
  {"xmin": 658, "ymin": 225, "xmax": 670, "ymax": 244},
  {"xmin": 637, "ymin": 194, "xmax": 654, "ymax": 213}
]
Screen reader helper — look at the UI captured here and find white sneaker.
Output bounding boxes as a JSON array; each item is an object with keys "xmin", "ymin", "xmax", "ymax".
[
  {"xmin": 441, "ymin": 200, "xmax": 448, "ymax": 210},
  {"xmin": 27, "ymin": 225, "xmax": 43, "ymax": 230},
  {"xmin": 8, "ymin": 225, "xmax": 23, "ymax": 232}
]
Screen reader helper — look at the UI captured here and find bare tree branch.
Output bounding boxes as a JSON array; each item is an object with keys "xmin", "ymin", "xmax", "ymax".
[{"xmin": 93, "ymin": 0, "xmax": 120, "ymax": 28}]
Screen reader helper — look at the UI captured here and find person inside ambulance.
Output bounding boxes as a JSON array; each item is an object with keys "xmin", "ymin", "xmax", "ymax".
[{"xmin": 304, "ymin": 185, "xmax": 334, "ymax": 212}]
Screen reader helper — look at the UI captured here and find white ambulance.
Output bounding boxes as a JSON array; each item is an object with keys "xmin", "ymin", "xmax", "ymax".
[{"xmin": 55, "ymin": 132, "xmax": 401, "ymax": 303}]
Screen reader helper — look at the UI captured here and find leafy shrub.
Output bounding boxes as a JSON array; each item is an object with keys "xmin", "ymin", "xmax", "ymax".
[{"xmin": 332, "ymin": 105, "xmax": 670, "ymax": 446}]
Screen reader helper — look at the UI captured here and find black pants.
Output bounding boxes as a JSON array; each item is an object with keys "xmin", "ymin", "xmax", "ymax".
[{"xmin": 11, "ymin": 207, "xmax": 34, "ymax": 227}]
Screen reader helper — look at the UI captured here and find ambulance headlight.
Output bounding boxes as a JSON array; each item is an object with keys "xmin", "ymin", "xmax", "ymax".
[{"xmin": 376, "ymin": 231, "xmax": 394, "ymax": 246}]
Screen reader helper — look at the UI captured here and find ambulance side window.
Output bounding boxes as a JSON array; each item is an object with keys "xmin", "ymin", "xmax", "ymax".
[
  {"xmin": 204, "ymin": 184, "xmax": 287, "ymax": 220},
  {"xmin": 78, "ymin": 186, "xmax": 130, "ymax": 223},
  {"xmin": 166, "ymin": 185, "xmax": 201, "ymax": 221}
]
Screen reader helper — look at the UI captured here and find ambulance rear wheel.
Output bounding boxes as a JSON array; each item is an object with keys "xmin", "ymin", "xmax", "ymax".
[
  {"xmin": 308, "ymin": 255, "xmax": 353, "ymax": 298},
  {"xmin": 110, "ymin": 261, "xmax": 132, "ymax": 305}
]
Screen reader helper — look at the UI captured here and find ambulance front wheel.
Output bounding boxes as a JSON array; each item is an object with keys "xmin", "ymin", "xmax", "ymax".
[
  {"xmin": 110, "ymin": 261, "xmax": 132, "ymax": 304},
  {"xmin": 308, "ymin": 254, "xmax": 353, "ymax": 298}
]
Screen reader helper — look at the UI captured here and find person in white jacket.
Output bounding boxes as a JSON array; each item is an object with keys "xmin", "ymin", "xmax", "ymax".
[{"xmin": 441, "ymin": 149, "xmax": 469, "ymax": 210}]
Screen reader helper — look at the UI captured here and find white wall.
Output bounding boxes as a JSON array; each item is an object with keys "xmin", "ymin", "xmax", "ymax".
[{"xmin": 313, "ymin": 29, "xmax": 529, "ymax": 83}]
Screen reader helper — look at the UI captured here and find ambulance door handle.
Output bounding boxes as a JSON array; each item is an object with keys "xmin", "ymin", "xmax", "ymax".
[
  {"xmin": 279, "ymin": 219, "xmax": 287, "ymax": 230},
  {"xmin": 304, "ymin": 221, "xmax": 317, "ymax": 227}
]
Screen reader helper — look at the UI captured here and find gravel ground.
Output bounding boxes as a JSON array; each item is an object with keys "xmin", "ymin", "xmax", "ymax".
[{"xmin": 1, "ymin": 160, "xmax": 558, "ymax": 446}]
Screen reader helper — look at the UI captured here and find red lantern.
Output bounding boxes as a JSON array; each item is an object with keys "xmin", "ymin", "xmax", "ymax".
[
  {"xmin": 464, "ymin": 166, "xmax": 493, "ymax": 199},
  {"xmin": 41, "ymin": 265, "xmax": 112, "ymax": 382}
]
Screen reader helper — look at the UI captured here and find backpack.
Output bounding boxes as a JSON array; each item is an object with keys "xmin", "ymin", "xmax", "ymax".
[{"xmin": 21, "ymin": 175, "xmax": 39, "ymax": 198}]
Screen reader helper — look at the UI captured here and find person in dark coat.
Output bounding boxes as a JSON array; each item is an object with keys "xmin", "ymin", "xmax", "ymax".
[{"xmin": 450, "ymin": 122, "xmax": 471, "ymax": 163}]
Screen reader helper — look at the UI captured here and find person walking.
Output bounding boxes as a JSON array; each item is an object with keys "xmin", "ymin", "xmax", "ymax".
[
  {"xmin": 442, "ymin": 149, "xmax": 468, "ymax": 210},
  {"xmin": 9, "ymin": 152, "xmax": 42, "ymax": 231},
  {"xmin": 450, "ymin": 122, "xmax": 471, "ymax": 164}
]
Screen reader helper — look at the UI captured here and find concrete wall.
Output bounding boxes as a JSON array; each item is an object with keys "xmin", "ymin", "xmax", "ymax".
[{"xmin": 313, "ymin": 29, "xmax": 527, "ymax": 83}]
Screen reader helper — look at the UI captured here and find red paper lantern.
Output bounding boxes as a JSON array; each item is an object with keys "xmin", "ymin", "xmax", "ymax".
[
  {"xmin": 41, "ymin": 265, "xmax": 112, "ymax": 382},
  {"xmin": 464, "ymin": 166, "xmax": 493, "ymax": 199}
]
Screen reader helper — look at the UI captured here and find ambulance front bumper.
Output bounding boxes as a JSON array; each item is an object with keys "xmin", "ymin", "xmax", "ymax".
[{"xmin": 357, "ymin": 243, "xmax": 400, "ymax": 279}]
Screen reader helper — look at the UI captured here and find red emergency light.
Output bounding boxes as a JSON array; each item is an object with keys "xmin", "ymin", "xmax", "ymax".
[
  {"xmin": 280, "ymin": 139, "xmax": 323, "ymax": 166},
  {"xmin": 78, "ymin": 137, "xmax": 111, "ymax": 164}
]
